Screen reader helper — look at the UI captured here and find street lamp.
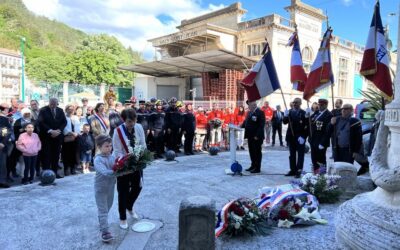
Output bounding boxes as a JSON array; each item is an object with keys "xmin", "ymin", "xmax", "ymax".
[{"xmin": 18, "ymin": 36, "xmax": 26, "ymax": 102}]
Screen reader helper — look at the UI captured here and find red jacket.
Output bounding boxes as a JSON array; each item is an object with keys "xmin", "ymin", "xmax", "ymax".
[
  {"xmin": 207, "ymin": 110, "xmax": 223, "ymax": 122},
  {"xmin": 195, "ymin": 113, "xmax": 208, "ymax": 129},
  {"xmin": 261, "ymin": 106, "xmax": 274, "ymax": 121},
  {"xmin": 235, "ymin": 112, "xmax": 247, "ymax": 126}
]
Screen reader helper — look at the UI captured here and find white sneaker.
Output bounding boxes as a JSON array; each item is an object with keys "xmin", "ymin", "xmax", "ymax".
[
  {"xmin": 119, "ymin": 220, "xmax": 128, "ymax": 229},
  {"xmin": 128, "ymin": 209, "xmax": 139, "ymax": 219}
]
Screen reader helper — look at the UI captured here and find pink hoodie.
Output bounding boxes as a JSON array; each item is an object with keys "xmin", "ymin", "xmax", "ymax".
[{"xmin": 16, "ymin": 132, "xmax": 42, "ymax": 156}]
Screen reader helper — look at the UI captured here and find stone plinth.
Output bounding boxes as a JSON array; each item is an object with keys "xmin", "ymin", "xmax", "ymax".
[
  {"xmin": 179, "ymin": 196, "xmax": 215, "ymax": 250},
  {"xmin": 329, "ymin": 162, "xmax": 357, "ymax": 191},
  {"xmin": 335, "ymin": 189, "xmax": 400, "ymax": 250}
]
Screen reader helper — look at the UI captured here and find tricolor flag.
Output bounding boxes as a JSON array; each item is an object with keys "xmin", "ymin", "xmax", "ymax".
[
  {"xmin": 241, "ymin": 43, "xmax": 281, "ymax": 102},
  {"xmin": 303, "ymin": 28, "xmax": 334, "ymax": 101},
  {"xmin": 360, "ymin": 1, "xmax": 393, "ymax": 98},
  {"xmin": 287, "ymin": 32, "xmax": 307, "ymax": 92}
]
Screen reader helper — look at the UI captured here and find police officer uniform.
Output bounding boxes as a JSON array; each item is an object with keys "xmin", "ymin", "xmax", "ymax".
[
  {"xmin": 165, "ymin": 98, "xmax": 182, "ymax": 152},
  {"xmin": 137, "ymin": 101, "xmax": 150, "ymax": 144},
  {"xmin": 309, "ymin": 99, "xmax": 333, "ymax": 172},
  {"xmin": 283, "ymin": 104, "xmax": 308, "ymax": 178},
  {"xmin": 149, "ymin": 101, "xmax": 165, "ymax": 158}
]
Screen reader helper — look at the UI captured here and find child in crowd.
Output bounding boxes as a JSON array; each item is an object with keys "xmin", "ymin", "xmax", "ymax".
[
  {"xmin": 78, "ymin": 124, "xmax": 95, "ymax": 173},
  {"xmin": 94, "ymin": 134, "xmax": 116, "ymax": 243},
  {"xmin": 16, "ymin": 123, "xmax": 41, "ymax": 184}
]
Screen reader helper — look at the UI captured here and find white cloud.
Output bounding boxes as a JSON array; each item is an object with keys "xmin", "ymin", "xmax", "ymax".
[
  {"xmin": 341, "ymin": 0, "xmax": 353, "ymax": 6},
  {"xmin": 22, "ymin": 0, "xmax": 225, "ymax": 60}
]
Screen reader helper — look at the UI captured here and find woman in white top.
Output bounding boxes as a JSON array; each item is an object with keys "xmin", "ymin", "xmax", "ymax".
[
  {"xmin": 112, "ymin": 108, "xmax": 146, "ymax": 230},
  {"xmin": 62, "ymin": 104, "xmax": 80, "ymax": 175}
]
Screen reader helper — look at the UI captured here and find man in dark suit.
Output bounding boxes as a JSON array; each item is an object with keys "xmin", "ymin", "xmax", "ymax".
[
  {"xmin": 242, "ymin": 100, "xmax": 265, "ymax": 173},
  {"xmin": 271, "ymin": 105, "xmax": 284, "ymax": 147},
  {"xmin": 182, "ymin": 103, "xmax": 196, "ymax": 155},
  {"xmin": 283, "ymin": 98, "xmax": 308, "ymax": 178},
  {"xmin": 308, "ymin": 99, "xmax": 333, "ymax": 173},
  {"xmin": 38, "ymin": 98, "xmax": 67, "ymax": 178}
]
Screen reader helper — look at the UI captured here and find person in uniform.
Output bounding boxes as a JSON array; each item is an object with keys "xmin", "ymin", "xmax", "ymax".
[
  {"xmin": 136, "ymin": 100, "xmax": 150, "ymax": 145},
  {"xmin": 182, "ymin": 103, "xmax": 196, "ymax": 155},
  {"xmin": 165, "ymin": 97, "xmax": 182, "ymax": 153},
  {"xmin": 283, "ymin": 98, "xmax": 308, "ymax": 178},
  {"xmin": 149, "ymin": 100, "xmax": 165, "ymax": 159},
  {"xmin": 242, "ymin": 101, "xmax": 265, "ymax": 174},
  {"xmin": 308, "ymin": 99, "xmax": 333, "ymax": 173}
]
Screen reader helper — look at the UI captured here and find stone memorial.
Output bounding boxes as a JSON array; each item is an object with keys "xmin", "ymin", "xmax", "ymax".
[
  {"xmin": 335, "ymin": 11, "xmax": 400, "ymax": 248},
  {"xmin": 329, "ymin": 162, "xmax": 358, "ymax": 191},
  {"xmin": 179, "ymin": 196, "xmax": 215, "ymax": 250}
]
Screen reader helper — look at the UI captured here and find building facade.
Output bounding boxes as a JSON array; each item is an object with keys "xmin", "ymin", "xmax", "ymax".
[
  {"xmin": 129, "ymin": 0, "xmax": 396, "ymax": 108},
  {"xmin": 0, "ymin": 48, "xmax": 22, "ymax": 102}
]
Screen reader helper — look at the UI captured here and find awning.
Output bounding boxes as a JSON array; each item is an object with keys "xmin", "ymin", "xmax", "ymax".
[{"xmin": 118, "ymin": 49, "xmax": 257, "ymax": 77}]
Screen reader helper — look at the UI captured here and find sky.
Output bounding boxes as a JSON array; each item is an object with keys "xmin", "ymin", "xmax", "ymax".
[{"xmin": 22, "ymin": 0, "xmax": 399, "ymax": 60}]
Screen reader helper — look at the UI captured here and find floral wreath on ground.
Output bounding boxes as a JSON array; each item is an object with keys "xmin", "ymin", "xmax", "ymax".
[{"xmin": 215, "ymin": 184, "xmax": 330, "ymax": 237}]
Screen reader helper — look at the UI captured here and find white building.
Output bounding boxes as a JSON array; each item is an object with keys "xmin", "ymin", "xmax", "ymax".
[
  {"xmin": 0, "ymin": 48, "xmax": 22, "ymax": 102},
  {"xmin": 122, "ymin": 0, "xmax": 396, "ymax": 108}
]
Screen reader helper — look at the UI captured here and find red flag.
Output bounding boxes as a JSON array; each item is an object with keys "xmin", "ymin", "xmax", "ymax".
[
  {"xmin": 360, "ymin": 1, "xmax": 393, "ymax": 98},
  {"xmin": 303, "ymin": 28, "xmax": 334, "ymax": 101}
]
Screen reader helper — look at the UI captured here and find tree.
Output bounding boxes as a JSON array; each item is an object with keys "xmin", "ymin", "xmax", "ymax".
[
  {"xmin": 26, "ymin": 54, "xmax": 68, "ymax": 83},
  {"xmin": 69, "ymin": 34, "xmax": 142, "ymax": 86},
  {"xmin": 66, "ymin": 49, "xmax": 119, "ymax": 85}
]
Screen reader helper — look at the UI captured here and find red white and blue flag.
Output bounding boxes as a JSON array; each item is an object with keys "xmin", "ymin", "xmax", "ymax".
[
  {"xmin": 241, "ymin": 43, "xmax": 281, "ymax": 102},
  {"xmin": 303, "ymin": 28, "xmax": 334, "ymax": 101},
  {"xmin": 360, "ymin": 1, "xmax": 393, "ymax": 98},
  {"xmin": 287, "ymin": 32, "xmax": 307, "ymax": 92}
]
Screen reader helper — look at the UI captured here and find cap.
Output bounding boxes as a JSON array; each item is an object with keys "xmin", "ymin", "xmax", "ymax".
[
  {"xmin": 124, "ymin": 100, "xmax": 132, "ymax": 104},
  {"xmin": 318, "ymin": 98, "xmax": 328, "ymax": 104},
  {"xmin": 150, "ymin": 97, "xmax": 157, "ymax": 103},
  {"xmin": 155, "ymin": 100, "xmax": 162, "ymax": 106},
  {"xmin": 145, "ymin": 102, "xmax": 152, "ymax": 106},
  {"xmin": 139, "ymin": 100, "xmax": 146, "ymax": 104}
]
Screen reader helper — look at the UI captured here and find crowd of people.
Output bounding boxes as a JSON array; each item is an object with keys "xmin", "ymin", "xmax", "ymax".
[{"xmin": 0, "ymin": 91, "xmax": 369, "ymax": 189}]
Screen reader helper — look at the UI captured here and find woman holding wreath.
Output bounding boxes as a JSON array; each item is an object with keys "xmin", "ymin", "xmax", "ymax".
[{"xmin": 112, "ymin": 108, "xmax": 146, "ymax": 229}]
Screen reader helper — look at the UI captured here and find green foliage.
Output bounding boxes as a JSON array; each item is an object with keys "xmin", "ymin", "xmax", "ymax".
[
  {"xmin": 0, "ymin": 0, "xmax": 143, "ymax": 86},
  {"xmin": 357, "ymin": 88, "xmax": 386, "ymax": 111},
  {"xmin": 26, "ymin": 54, "xmax": 68, "ymax": 83}
]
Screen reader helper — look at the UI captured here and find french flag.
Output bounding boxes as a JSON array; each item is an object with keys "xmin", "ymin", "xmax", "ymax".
[
  {"xmin": 241, "ymin": 43, "xmax": 281, "ymax": 102},
  {"xmin": 303, "ymin": 28, "xmax": 334, "ymax": 101},
  {"xmin": 287, "ymin": 32, "xmax": 307, "ymax": 92},
  {"xmin": 360, "ymin": 1, "xmax": 393, "ymax": 98}
]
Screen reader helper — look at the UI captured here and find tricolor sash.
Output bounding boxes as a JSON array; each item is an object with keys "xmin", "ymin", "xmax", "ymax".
[
  {"xmin": 215, "ymin": 200, "xmax": 234, "ymax": 237},
  {"xmin": 94, "ymin": 113, "xmax": 108, "ymax": 133},
  {"xmin": 116, "ymin": 124, "xmax": 129, "ymax": 154}
]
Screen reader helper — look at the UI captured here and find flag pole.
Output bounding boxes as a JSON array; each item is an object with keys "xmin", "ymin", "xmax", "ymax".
[
  {"xmin": 279, "ymin": 88, "xmax": 295, "ymax": 137},
  {"xmin": 325, "ymin": 10, "xmax": 335, "ymax": 110}
]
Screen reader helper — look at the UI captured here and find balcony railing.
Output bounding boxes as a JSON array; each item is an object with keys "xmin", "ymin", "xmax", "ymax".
[{"xmin": 238, "ymin": 14, "xmax": 294, "ymax": 31}]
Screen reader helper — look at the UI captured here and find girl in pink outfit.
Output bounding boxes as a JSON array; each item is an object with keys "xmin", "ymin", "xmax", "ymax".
[{"xmin": 16, "ymin": 123, "xmax": 42, "ymax": 184}]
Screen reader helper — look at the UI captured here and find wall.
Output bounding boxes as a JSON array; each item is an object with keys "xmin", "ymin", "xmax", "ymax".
[{"xmin": 134, "ymin": 76, "xmax": 187, "ymax": 100}]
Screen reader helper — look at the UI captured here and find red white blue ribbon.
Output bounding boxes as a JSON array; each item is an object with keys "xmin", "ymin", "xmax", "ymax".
[{"xmin": 94, "ymin": 113, "xmax": 108, "ymax": 133}]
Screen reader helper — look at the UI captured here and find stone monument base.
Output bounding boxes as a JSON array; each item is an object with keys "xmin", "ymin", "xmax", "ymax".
[{"xmin": 335, "ymin": 188, "xmax": 400, "ymax": 250}]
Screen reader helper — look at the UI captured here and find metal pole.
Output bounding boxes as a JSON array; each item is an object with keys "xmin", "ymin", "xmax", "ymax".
[{"xmin": 20, "ymin": 36, "xmax": 25, "ymax": 102}]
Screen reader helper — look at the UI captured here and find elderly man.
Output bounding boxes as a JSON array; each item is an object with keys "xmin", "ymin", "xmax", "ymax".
[
  {"xmin": 30, "ymin": 100, "xmax": 40, "ymax": 121},
  {"xmin": 308, "ymin": 99, "xmax": 333, "ymax": 173},
  {"xmin": 242, "ymin": 101, "xmax": 265, "ymax": 174},
  {"xmin": 323, "ymin": 104, "xmax": 363, "ymax": 164},
  {"xmin": 283, "ymin": 98, "xmax": 308, "ymax": 178},
  {"xmin": 38, "ymin": 98, "xmax": 67, "ymax": 178}
]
